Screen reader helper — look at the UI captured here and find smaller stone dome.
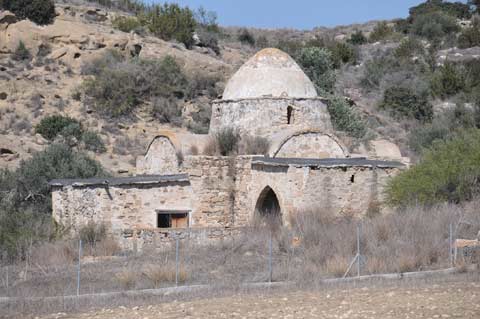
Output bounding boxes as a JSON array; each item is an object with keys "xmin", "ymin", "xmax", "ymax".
[{"xmin": 222, "ymin": 48, "xmax": 317, "ymax": 100}]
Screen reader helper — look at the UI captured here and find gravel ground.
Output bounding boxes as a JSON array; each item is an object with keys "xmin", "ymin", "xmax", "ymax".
[{"xmin": 39, "ymin": 274, "xmax": 480, "ymax": 319}]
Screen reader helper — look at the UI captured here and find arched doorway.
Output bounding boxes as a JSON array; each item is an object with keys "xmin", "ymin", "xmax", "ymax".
[{"xmin": 255, "ymin": 186, "xmax": 282, "ymax": 227}]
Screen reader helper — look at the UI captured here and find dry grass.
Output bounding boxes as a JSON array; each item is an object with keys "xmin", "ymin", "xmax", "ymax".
[{"xmin": 1, "ymin": 201, "xmax": 480, "ymax": 316}]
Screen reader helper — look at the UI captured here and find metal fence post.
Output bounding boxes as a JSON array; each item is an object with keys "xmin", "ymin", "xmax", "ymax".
[
  {"xmin": 5, "ymin": 265, "xmax": 8, "ymax": 295},
  {"xmin": 357, "ymin": 223, "xmax": 361, "ymax": 277},
  {"xmin": 449, "ymin": 223, "xmax": 453, "ymax": 267},
  {"xmin": 175, "ymin": 236, "xmax": 179, "ymax": 287},
  {"xmin": 76, "ymin": 239, "xmax": 82, "ymax": 296},
  {"xmin": 268, "ymin": 230, "xmax": 273, "ymax": 283}
]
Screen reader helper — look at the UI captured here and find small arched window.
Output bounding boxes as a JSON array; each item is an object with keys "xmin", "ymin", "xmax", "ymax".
[{"xmin": 287, "ymin": 106, "xmax": 294, "ymax": 124}]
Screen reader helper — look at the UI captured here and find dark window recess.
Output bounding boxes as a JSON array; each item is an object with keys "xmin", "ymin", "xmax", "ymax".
[
  {"xmin": 350, "ymin": 175, "xmax": 355, "ymax": 183},
  {"xmin": 157, "ymin": 212, "xmax": 189, "ymax": 228},
  {"xmin": 287, "ymin": 106, "xmax": 294, "ymax": 124}
]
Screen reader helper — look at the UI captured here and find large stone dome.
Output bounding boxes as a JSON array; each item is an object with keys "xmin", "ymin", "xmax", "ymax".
[{"xmin": 222, "ymin": 48, "xmax": 317, "ymax": 100}]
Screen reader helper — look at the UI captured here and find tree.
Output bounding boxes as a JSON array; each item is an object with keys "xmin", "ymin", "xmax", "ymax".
[
  {"xmin": 297, "ymin": 47, "xmax": 335, "ymax": 95},
  {"xmin": 1, "ymin": 0, "xmax": 56, "ymax": 25},
  {"xmin": 0, "ymin": 144, "xmax": 107, "ymax": 259},
  {"xmin": 143, "ymin": 3, "xmax": 196, "ymax": 48}
]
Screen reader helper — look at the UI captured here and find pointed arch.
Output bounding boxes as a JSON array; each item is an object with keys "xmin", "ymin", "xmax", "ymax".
[{"xmin": 254, "ymin": 186, "xmax": 282, "ymax": 225}]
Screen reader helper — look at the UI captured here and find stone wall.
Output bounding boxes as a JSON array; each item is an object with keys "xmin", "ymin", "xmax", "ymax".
[
  {"xmin": 210, "ymin": 98, "xmax": 333, "ymax": 137},
  {"xmin": 183, "ymin": 156, "xmax": 252, "ymax": 228},
  {"xmin": 52, "ymin": 156, "xmax": 402, "ymax": 250},
  {"xmin": 52, "ymin": 181, "xmax": 193, "ymax": 233}
]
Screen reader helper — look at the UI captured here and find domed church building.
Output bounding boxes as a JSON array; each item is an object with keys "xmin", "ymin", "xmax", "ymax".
[{"xmin": 50, "ymin": 49, "xmax": 405, "ymax": 249}]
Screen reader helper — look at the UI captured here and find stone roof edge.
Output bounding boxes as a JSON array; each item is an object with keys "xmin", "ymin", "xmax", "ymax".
[
  {"xmin": 212, "ymin": 96, "xmax": 329, "ymax": 104},
  {"xmin": 49, "ymin": 174, "xmax": 190, "ymax": 188},
  {"xmin": 251, "ymin": 157, "xmax": 405, "ymax": 169}
]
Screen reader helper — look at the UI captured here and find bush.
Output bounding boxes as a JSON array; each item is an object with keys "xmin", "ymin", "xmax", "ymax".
[
  {"xmin": 187, "ymin": 103, "xmax": 211, "ymax": 134},
  {"xmin": 369, "ymin": 21, "xmax": 394, "ymax": 42},
  {"xmin": 411, "ymin": 11, "xmax": 460, "ymax": 40},
  {"xmin": 82, "ymin": 54, "xmax": 188, "ymax": 117},
  {"xmin": 0, "ymin": 144, "xmax": 107, "ymax": 259},
  {"xmin": 394, "ymin": 36, "xmax": 425, "ymax": 59},
  {"xmin": 409, "ymin": 104, "xmax": 477, "ymax": 154},
  {"xmin": 256, "ymin": 35, "xmax": 269, "ymax": 49},
  {"xmin": 196, "ymin": 29, "xmax": 220, "ymax": 55},
  {"xmin": 430, "ymin": 62, "xmax": 465, "ymax": 99},
  {"xmin": 1, "ymin": 0, "xmax": 55, "ymax": 25},
  {"xmin": 238, "ymin": 28, "xmax": 255, "ymax": 46},
  {"xmin": 194, "ymin": 6, "xmax": 219, "ymax": 33},
  {"xmin": 12, "ymin": 41, "xmax": 31, "ymax": 61},
  {"xmin": 82, "ymin": 131, "xmax": 106, "ymax": 153},
  {"xmin": 203, "ymin": 128, "xmax": 240, "ymax": 156},
  {"xmin": 151, "ymin": 97, "xmax": 182, "ymax": 126},
  {"xmin": 240, "ymin": 135, "xmax": 270, "ymax": 155},
  {"xmin": 216, "ymin": 128, "xmax": 239, "ymax": 156},
  {"xmin": 35, "ymin": 115, "xmax": 82, "ymax": 140},
  {"xmin": 111, "ymin": 15, "xmax": 142, "ymax": 33},
  {"xmin": 380, "ymin": 87, "xmax": 433, "ymax": 122},
  {"xmin": 409, "ymin": 0, "xmax": 472, "ymax": 20},
  {"xmin": 327, "ymin": 97, "xmax": 367, "ymax": 138},
  {"xmin": 387, "ymin": 129, "xmax": 480, "ymax": 206},
  {"xmin": 297, "ymin": 47, "xmax": 336, "ymax": 95},
  {"xmin": 79, "ymin": 221, "xmax": 106, "ymax": 247},
  {"xmin": 348, "ymin": 30, "xmax": 367, "ymax": 45},
  {"xmin": 142, "ymin": 3, "xmax": 196, "ymax": 48},
  {"xmin": 329, "ymin": 42, "xmax": 357, "ymax": 68},
  {"xmin": 458, "ymin": 17, "xmax": 480, "ymax": 49}
]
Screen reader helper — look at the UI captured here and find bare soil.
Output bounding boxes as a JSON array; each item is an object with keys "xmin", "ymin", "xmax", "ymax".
[{"xmin": 39, "ymin": 274, "xmax": 480, "ymax": 319}]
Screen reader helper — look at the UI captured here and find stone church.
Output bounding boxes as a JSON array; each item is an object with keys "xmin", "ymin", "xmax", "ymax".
[{"xmin": 50, "ymin": 48, "xmax": 405, "ymax": 249}]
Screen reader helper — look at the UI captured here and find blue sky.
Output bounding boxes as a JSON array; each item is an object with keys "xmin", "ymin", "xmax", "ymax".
[{"xmin": 151, "ymin": 0, "xmax": 451, "ymax": 29}]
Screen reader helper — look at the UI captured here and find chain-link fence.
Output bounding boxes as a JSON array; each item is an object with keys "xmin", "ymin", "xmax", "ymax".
[{"xmin": 1, "ymin": 206, "xmax": 480, "ymax": 305}]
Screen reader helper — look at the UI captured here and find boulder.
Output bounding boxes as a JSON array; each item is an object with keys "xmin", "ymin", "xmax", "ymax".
[{"xmin": 0, "ymin": 10, "xmax": 17, "ymax": 27}]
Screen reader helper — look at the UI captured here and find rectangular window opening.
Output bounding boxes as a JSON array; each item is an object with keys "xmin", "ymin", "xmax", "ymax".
[{"xmin": 157, "ymin": 211, "xmax": 189, "ymax": 229}]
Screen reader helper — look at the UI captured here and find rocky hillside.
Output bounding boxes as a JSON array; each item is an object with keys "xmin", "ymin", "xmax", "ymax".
[
  {"xmin": 1, "ymin": 0, "xmax": 479, "ymax": 174},
  {"xmin": 0, "ymin": 3, "xmax": 253, "ymax": 174}
]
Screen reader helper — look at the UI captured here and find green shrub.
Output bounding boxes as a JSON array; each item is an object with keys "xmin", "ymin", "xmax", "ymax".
[
  {"xmin": 394, "ymin": 36, "xmax": 425, "ymax": 59},
  {"xmin": 194, "ymin": 6, "xmax": 219, "ymax": 33},
  {"xmin": 0, "ymin": 144, "xmax": 107, "ymax": 259},
  {"xmin": 411, "ymin": 11, "xmax": 460, "ymax": 40},
  {"xmin": 1, "ymin": 0, "xmax": 55, "ymax": 25},
  {"xmin": 380, "ymin": 87, "xmax": 433, "ymax": 122},
  {"xmin": 458, "ymin": 17, "xmax": 480, "ymax": 49},
  {"xmin": 238, "ymin": 28, "xmax": 255, "ymax": 46},
  {"xmin": 348, "ymin": 30, "xmax": 367, "ymax": 45},
  {"xmin": 81, "ymin": 131, "xmax": 106, "ymax": 153},
  {"xmin": 409, "ymin": 0, "xmax": 472, "ymax": 20},
  {"xmin": 142, "ymin": 3, "xmax": 196, "ymax": 48},
  {"xmin": 35, "ymin": 115, "xmax": 82, "ymax": 140},
  {"xmin": 297, "ymin": 47, "xmax": 336, "ymax": 95},
  {"xmin": 12, "ymin": 41, "xmax": 31, "ymax": 61},
  {"xmin": 430, "ymin": 62, "xmax": 465, "ymax": 99},
  {"xmin": 369, "ymin": 21, "xmax": 394, "ymax": 42},
  {"xmin": 329, "ymin": 42, "xmax": 357, "ymax": 68},
  {"xmin": 216, "ymin": 127, "xmax": 240, "ymax": 156},
  {"xmin": 387, "ymin": 129, "xmax": 480, "ymax": 206},
  {"xmin": 274, "ymin": 39, "xmax": 304, "ymax": 58},
  {"xmin": 83, "ymin": 54, "xmax": 188, "ymax": 117},
  {"xmin": 327, "ymin": 97, "xmax": 367, "ymax": 138},
  {"xmin": 112, "ymin": 15, "xmax": 142, "ymax": 33}
]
